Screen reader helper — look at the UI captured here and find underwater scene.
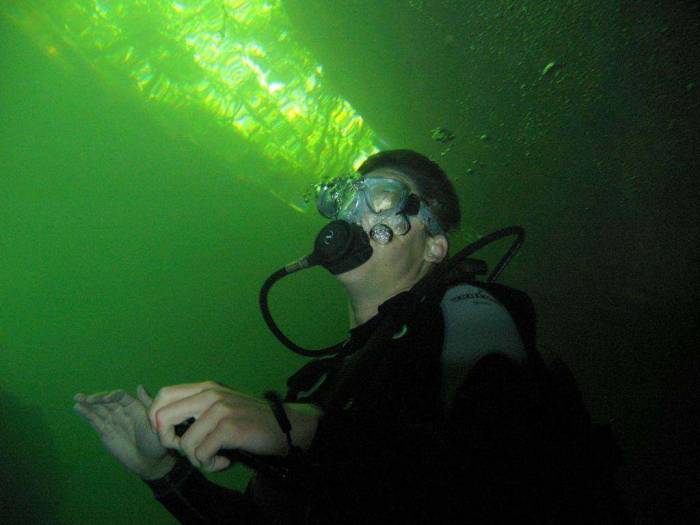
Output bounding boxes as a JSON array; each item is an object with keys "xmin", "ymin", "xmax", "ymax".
[{"xmin": 1, "ymin": 0, "xmax": 698, "ymax": 523}]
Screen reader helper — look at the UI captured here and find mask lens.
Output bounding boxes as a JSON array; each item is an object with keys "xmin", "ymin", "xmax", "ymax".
[
  {"xmin": 315, "ymin": 175, "xmax": 361, "ymax": 218},
  {"xmin": 316, "ymin": 186, "xmax": 339, "ymax": 218},
  {"xmin": 317, "ymin": 176, "xmax": 418, "ymax": 239},
  {"xmin": 363, "ymin": 178, "xmax": 407, "ymax": 214}
]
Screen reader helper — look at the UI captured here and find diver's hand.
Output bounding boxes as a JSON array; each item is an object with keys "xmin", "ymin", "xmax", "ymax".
[
  {"xmin": 148, "ymin": 381, "xmax": 321, "ymax": 472},
  {"xmin": 73, "ymin": 386, "xmax": 176, "ymax": 480}
]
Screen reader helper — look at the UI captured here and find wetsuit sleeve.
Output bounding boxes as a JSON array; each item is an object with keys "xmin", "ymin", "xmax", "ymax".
[
  {"xmin": 440, "ymin": 283, "xmax": 525, "ymax": 409},
  {"xmin": 144, "ymin": 455, "xmax": 263, "ymax": 524}
]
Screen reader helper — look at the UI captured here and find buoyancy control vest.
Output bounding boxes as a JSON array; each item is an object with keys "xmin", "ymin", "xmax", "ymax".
[{"xmin": 279, "ymin": 280, "xmax": 630, "ymax": 523}]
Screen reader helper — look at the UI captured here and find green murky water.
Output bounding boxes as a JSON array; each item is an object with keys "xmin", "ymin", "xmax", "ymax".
[{"xmin": 1, "ymin": 1, "xmax": 698, "ymax": 523}]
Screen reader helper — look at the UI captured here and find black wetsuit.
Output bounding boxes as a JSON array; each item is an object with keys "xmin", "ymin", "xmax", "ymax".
[{"xmin": 145, "ymin": 282, "xmax": 624, "ymax": 523}]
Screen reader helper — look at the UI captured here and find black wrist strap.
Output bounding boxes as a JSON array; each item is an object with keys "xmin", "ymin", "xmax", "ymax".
[
  {"xmin": 144, "ymin": 454, "xmax": 195, "ymax": 496},
  {"xmin": 264, "ymin": 390, "xmax": 302, "ymax": 456}
]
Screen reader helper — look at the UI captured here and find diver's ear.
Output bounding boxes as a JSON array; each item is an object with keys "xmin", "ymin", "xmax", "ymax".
[{"xmin": 424, "ymin": 234, "xmax": 448, "ymax": 263}]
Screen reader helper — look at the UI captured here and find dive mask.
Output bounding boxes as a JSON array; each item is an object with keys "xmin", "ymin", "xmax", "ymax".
[{"xmin": 315, "ymin": 175, "xmax": 444, "ymax": 244}]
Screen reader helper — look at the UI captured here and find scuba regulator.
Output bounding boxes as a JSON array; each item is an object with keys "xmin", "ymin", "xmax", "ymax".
[{"xmin": 260, "ymin": 220, "xmax": 525, "ymax": 357}]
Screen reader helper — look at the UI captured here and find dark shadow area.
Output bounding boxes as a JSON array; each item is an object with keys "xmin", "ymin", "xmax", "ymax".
[
  {"xmin": 0, "ymin": 387, "xmax": 65, "ymax": 524},
  {"xmin": 283, "ymin": 2, "xmax": 700, "ymax": 522}
]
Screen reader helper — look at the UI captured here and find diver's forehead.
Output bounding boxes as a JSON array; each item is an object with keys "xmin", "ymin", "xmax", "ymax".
[{"xmin": 364, "ymin": 168, "xmax": 417, "ymax": 193}]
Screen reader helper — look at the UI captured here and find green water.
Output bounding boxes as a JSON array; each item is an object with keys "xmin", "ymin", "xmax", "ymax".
[{"xmin": 1, "ymin": 1, "xmax": 698, "ymax": 523}]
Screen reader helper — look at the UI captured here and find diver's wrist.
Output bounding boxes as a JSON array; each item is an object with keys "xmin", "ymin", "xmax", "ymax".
[
  {"xmin": 286, "ymin": 402, "xmax": 322, "ymax": 452},
  {"xmin": 140, "ymin": 454, "xmax": 177, "ymax": 480}
]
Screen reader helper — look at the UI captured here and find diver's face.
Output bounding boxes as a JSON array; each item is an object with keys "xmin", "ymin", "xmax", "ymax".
[{"xmin": 336, "ymin": 168, "xmax": 433, "ymax": 287}]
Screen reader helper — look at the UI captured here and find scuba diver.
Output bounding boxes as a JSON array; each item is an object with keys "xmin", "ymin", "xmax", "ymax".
[{"xmin": 74, "ymin": 150, "xmax": 629, "ymax": 523}]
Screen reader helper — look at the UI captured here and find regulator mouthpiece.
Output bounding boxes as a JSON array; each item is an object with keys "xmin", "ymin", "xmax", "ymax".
[{"xmin": 311, "ymin": 220, "xmax": 373, "ymax": 275}]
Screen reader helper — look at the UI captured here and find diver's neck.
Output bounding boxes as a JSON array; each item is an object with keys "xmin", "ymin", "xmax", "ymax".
[{"xmin": 345, "ymin": 274, "xmax": 421, "ymax": 328}]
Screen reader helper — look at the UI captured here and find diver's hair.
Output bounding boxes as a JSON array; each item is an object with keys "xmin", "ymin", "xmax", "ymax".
[{"xmin": 357, "ymin": 149, "xmax": 461, "ymax": 234}]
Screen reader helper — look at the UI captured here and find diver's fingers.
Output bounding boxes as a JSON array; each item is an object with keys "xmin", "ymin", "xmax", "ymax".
[
  {"xmin": 103, "ymin": 389, "xmax": 126, "ymax": 404},
  {"xmin": 74, "ymin": 402, "xmax": 107, "ymax": 436},
  {"xmin": 117, "ymin": 390, "xmax": 138, "ymax": 408},
  {"xmin": 90, "ymin": 403, "xmax": 112, "ymax": 420},
  {"xmin": 149, "ymin": 381, "xmax": 220, "ymax": 429},
  {"xmin": 77, "ymin": 390, "xmax": 126, "ymax": 407},
  {"xmin": 137, "ymin": 385, "xmax": 154, "ymax": 408},
  {"xmin": 82, "ymin": 390, "xmax": 125, "ymax": 404},
  {"xmin": 82, "ymin": 391, "xmax": 109, "ymax": 403}
]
